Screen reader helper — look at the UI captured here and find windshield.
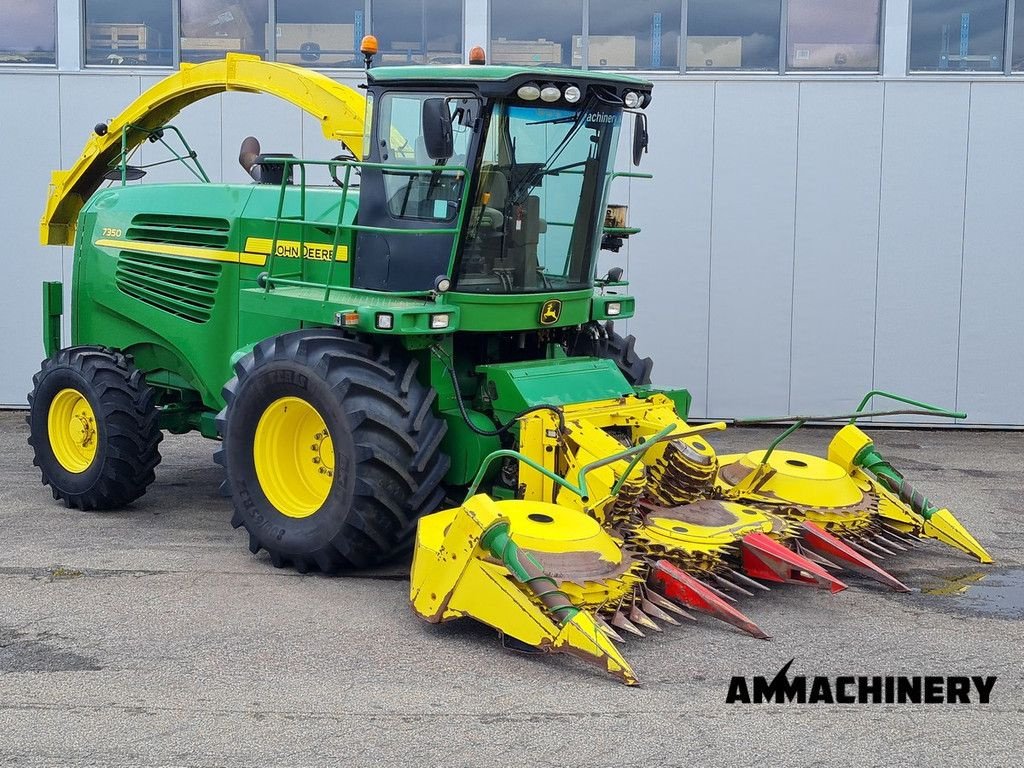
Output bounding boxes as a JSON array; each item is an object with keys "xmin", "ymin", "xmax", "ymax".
[{"xmin": 454, "ymin": 100, "xmax": 622, "ymax": 293}]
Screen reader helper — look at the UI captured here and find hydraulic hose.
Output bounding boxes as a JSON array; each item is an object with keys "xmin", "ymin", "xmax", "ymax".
[{"xmin": 430, "ymin": 346, "xmax": 566, "ymax": 437}]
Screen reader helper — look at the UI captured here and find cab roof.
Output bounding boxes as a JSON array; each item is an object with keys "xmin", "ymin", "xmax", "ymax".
[{"xmin": 367, "ymin": 64, "xmax": 653, "ymax": 89}]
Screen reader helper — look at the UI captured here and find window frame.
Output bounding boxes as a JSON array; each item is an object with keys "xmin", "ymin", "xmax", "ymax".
[
  {"xmin": 782, "ymin": 0, "xmax": 886, "ymax": 74},
  {"xmin": 0, "ymin": 0, "xmax": 59, "ymax": 67},
  {"xmin": 369, "ymin": 0, "xmax": 464, "ymax": 67},
  {"xmin": 907, "ymin": 0, "xmax": 1012, "ymax": 75},
  {"xmin": 72, "ymin": 1, "xmax": 471, "ymax": 73},
  {"xmin": 81, "ymin": 0, "xmax": 177, "ymax": 69},
  {"xmin": 22, "ymin": 0, "xmax": 1024, "ymax": 76},
  {"xmin": 487, "ymin": 0, "xmax": 888, "ymax": 75},
  {"xmin": 488, "ymin": 0, "xmax": 586, "ymax": 69}
]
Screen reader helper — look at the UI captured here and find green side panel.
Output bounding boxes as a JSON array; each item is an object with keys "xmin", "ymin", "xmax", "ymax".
[
  {"xmin": 72, "ymin": 182, "xmax": 364, "ymax": 413},
  {"xmin": 591, "ymin": 294, "xmax": 635, "ymax": 322},
  {"xmin": 239, "ymin": 286, "xmax": 459, "ymax": 336},
  {"xmin": 445, "ymin": 289, "xmax": 592, "ymax": 332},
  {"xmin": 477, "ymin": 357, "xmax": 633, "ymax": 423},
  {"xmin": 73, "ymin": 185, "xmax": 256, "ymax": 409},
  {"xmin": 440, "ymin": 408, "xmax": 501, "ymax": 486},
  {"xmin": 42, "ymin": 281, "xmax": 63, "ymax": 357}
]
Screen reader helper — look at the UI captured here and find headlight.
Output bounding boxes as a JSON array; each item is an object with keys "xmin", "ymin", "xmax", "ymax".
[
  {"xmin": 430, "ymin": 314, "xmax": 450, "ymax": 330},
  {"xmin": 623, "ymin": 91, "xmax": 641, "ymax": 109},
  {"xmin": 540, "ymin": 86, "xmax": 561, "ymax": 103},
  {"xmin": 375, "ymin": 312, "xmax": 394, "ymax": 330},
  {"xmin": 517, "ymin": 84, "xmax": 540, "ymax": 101},
  {"xmin": 564, "ymin": 85, "xmax": 581, "ymax": 103},
  {"xmin": 606, "ymin": 302, "xmax": 622, "ymax": 316},
  {"xmin": 434, "ymin": 275, "xmax": 452, "ymax": 293}
]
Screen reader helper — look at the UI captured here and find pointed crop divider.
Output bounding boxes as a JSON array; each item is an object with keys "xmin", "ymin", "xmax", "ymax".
[
  {"xmin": 644, "ymin": 587, "xmax": 697, "ymax": 621},
  {"xmin": 740, "ymin": 532, "xmax": 848, "ymax": 594},
  {"xmin": 595, "ymin": 614, "xmax": 626, "ymax": 643},
  {"xmin": 640, "ymin": 596, "xmax": 680, "ymax": 626},
  {"xmin": 698, "ymin": 577, "xmax": 738, "ymax": 604},
  {"xmin": 874, "ymin": 533, "xmax": 908, "ymax": 552},
  {"xmin": 611, "ymin": 608, "xmax": 645, "ymax": 637},
  {"xmin": 649, "ymin": 560, "xmax": 770, "ymax": 640},
  {"xmin": 629, "ymin": 599, "xmax": 662, "ymax": 632},
  {"xmin": 845, "ymin": 538, "xmax": 885, "ymax": 560},
  {"xmin": 856, "ymin": 536, "xmax": 896, "ymax": 557},
  {"xmin": 725, "ymin": 567, "xmax": 772, "ymax": 592},
  {"xmin": 800, "ymin": 521, "xmax": 911, "ymax": 592},
  {"xmin": 881, "ymin": 522, "xmax": 920, "ymax": 546},
  {"xmin": 795, "ymin": 545, "xmax": 843, "ymax": 570},
  {"xmin": 712, "ymin": 573, "xmax": 755, "ymax": 598}
]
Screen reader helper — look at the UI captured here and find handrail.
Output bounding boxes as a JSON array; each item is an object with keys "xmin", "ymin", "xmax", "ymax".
[
  {"xmin": 733, "ymin": 390, "xmax": 966, "ymax": 466},
  {"xmin": 851, "ymin": 390, "xmax": 965, "ymax": 423},
  {"xmin": 256, "ymin": 157, "xmax": 472, "ymax": 300},
  {"xmin": 113, "ymin": 123, "xmax": 210, "ymax": 185}
]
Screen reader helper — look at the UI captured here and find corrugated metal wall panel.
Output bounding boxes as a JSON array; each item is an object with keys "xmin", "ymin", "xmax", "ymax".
[
  {"xmin": 789, "ymin": 81, "xmax": 883, "ymax": 416},
  {"xmin": 874, "ymin": 82, "xmax": 970, "ymax": 422},
  {"xmin": 628, "ymin": 80, "xmax": 715, "ymax": 417},
  {"xmin": 0, "ymin": 75, "xmax": 63, "ymax": 404},
  {"xmin": 706, "ymin": 81, "xmax": 799, "ymax": 419},
  {"xmin": 958, "ymin": 82, "xmax": 1024, "ymax": 426}
]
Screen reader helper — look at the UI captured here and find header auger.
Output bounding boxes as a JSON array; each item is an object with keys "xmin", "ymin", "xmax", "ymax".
[{"xmin": 30, "ymin": 51, "xmax": 990, "ymax": 687}]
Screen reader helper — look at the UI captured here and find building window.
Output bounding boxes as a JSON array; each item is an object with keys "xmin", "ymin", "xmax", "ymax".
[
  {"xmin": 181, "ymin": 1, "xmax": 269, "ymax": 63},
  {"xmin": 371, "ymin": 0, "xmax": 462, "ymax": 65},
  {"xmin": 586, "ymin": 0, "xmax": 681, "ymax": 70},
  {"xmin": 1011, "ymin": 1, "xmax": 1024, "ymax": 70},
  {"xmin": 786, "ymin": 0, "xmax": 882, "ymax": 71},
  {"xmin": 84, "ymin": 0, "xmax": 173, "ymax": 66},
  {"xmin": 274, "ymin": 1, "xmax": 364, "ymax": 67},
  {"xmin": 490, "ymin": 0, "xmax": 583, "ymax": 68},
  {"xmin": 686, "ymin": 0, "xmax": 782, "ymax": 71},
  {"xmin": 0, "ymin": 1, "xmax": 56, "ymax": 65},
  {"xmin": 909, "ymin": 0, "xmax": 1007, "ymax": 71}
]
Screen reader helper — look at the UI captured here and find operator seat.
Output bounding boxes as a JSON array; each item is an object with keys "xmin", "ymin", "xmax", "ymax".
[{"xmin": 239, "ymin": 136, "xmax": 294, "ymax": 185}]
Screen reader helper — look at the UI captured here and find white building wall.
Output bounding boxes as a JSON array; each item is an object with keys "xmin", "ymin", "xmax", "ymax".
[
  {"xmin": 1, "ymin": 0, "xmax": 1023, "ymax": 427},
  {"xmin": 630, "ymin": 76, "xmax": 1024, "ymax": 426}
]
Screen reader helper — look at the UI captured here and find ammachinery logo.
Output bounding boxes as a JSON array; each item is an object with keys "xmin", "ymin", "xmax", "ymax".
[{"xmin": 726, "ymin": 659, "xmax": 997, "ymax": 705}]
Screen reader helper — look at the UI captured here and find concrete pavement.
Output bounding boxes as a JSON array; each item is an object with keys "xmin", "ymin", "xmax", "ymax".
[{"xmin": 1, "ymin": 411, "xmax": 1022, "ymax": 767}]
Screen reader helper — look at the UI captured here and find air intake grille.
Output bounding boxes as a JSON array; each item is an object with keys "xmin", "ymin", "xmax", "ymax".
[
  {"xmin": 115, "ymin": 252, "xmax": 221, "ymax": 323},
  {"xmin": 126, "ymin": 213, "xmax": 231, "ymax": 249}
]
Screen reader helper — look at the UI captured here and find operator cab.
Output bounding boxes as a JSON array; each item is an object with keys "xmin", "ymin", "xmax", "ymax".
[{"xmin": 353, "ymin": 65, "xmax": 651, "ymax": 294}]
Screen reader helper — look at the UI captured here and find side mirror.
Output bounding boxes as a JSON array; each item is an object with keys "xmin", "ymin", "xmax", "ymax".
[
  {"xmin": 632, "ymin": 112, "xmax": 649, "ymax": 167},
  {"xmin": 422, "ymin": 98, "xmax": 454, "ymax": 161}
]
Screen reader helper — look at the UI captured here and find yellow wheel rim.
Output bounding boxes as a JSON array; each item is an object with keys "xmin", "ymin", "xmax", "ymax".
[
  {"xmin": 253, "ymin": 396, "xmax": 335, "ymax": 519},
  {"xmin": 47, "ymin": 388, "xmax": 98, "ymax": 474}
]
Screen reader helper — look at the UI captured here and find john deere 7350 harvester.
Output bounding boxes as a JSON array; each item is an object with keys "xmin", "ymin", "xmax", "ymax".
[{"xmin": 32, "ymin": 46, "xmax": 991, "ymax": 684}]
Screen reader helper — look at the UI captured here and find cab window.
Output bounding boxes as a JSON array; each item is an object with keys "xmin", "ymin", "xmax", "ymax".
[{"xmin": 377, "ymin": 91, "xmax": 474, "ymax": 222}]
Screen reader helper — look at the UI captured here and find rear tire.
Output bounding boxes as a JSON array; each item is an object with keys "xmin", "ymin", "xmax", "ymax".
[
  {"xmin": 216, "ymin": 330, "xmax": 449, "ymax": 572},
  {"xmin": 569, "ymin": 321, "xmax": 653, "ymax": 386},
  {"xmin": 27, "ymin": 346, "xmax": 162, "ymax": 510}
]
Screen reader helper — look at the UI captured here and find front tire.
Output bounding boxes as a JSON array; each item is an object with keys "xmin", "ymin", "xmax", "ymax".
[
  {"xmin": 569, "ymin": 321, "xmax": 653, "ymax": 386},
  {"xmin": 27, "ymin": 347, "xmax": 162, "ymax": 510},
  {"xmin": 216, "ymin": 330, "xmax": 449, "ymax": 572}
]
